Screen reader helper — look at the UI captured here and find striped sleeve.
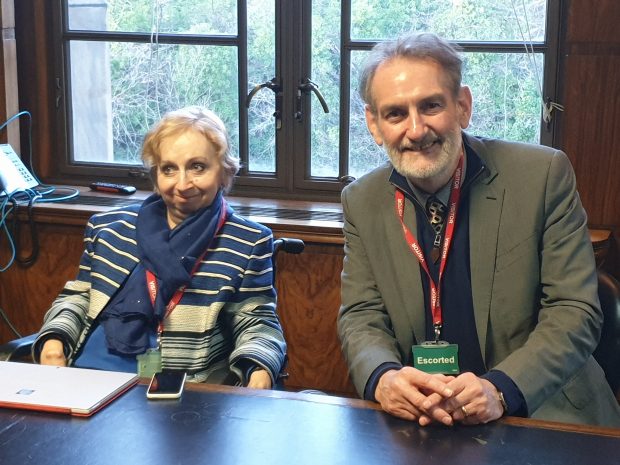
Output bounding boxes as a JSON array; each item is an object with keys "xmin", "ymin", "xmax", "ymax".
[
  {"xmin": 33, "ymin": 226, "xmax": 95, "ymax": 361},
  {"xmin": 33, "ymin": 206, "xmax": 141, "ymax": 361},
  {"xmin": 223, "ymin": 219, "xmax": 287, "ymax": 383}
]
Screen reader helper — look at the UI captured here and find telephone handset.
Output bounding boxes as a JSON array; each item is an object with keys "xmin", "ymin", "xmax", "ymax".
[{"xmin": 0, "ymin": 143, "xmax": 38, "ymax": 195}]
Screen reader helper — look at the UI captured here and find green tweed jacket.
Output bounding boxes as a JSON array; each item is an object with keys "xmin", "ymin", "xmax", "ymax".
[{"xmin": 339, "ymin": 134, "xmax": 620, "ymax": 427}]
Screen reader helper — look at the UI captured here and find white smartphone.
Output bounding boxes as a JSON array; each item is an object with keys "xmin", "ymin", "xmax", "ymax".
[{"xmin": 146, "ymin": 370, "xmax": 187, "ymax": 399}]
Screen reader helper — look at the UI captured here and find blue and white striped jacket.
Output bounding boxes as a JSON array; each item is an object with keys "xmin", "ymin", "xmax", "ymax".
[{"xmin": 35, "ymin": 203, "xmax": 287, "ymax": 384}]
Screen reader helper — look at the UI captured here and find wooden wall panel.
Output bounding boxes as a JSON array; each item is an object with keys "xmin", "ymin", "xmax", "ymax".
[
  {"xmin": 558, "ymin": 0, "xmax": 620, "ymax": 278},
  {"xmin": 0, "ymin": 0, "xmax": 20, "ymax": 149},
  {"xmin": 0, "ymin": 222, "xmax": 83, "ymax": 343},
  {"xmin": 13, "ymin": 0, "xmax": 54, "ymax": 176},
  {"xmin": 562, "ymin": 55, "xmax": 620, "ymax": 226},
  {"xmin": 565, "ymin": 0, "xmax": 620, "ymax": 44},
  {"xmin": 275, "ymin": 243, "xmax": 355, "ymax": 396}
]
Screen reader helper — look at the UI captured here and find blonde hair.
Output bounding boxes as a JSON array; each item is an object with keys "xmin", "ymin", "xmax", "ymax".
[{"xmin": 141, "ymin": 106, "xmax": 240, "ymax": 192}]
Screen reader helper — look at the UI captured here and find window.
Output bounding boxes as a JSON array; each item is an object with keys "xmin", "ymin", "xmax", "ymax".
[{"xmin": 49, "ymin": 0, "xmax": 559, "ymax": 201}]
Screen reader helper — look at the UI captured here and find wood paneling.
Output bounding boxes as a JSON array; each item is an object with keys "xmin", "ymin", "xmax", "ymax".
[
  {"xmin": 0, "ymin": 0, "xmax": 19, "ymax": 149},
  {"xmin": 275, "ymin": 243, "xmax": 355, "ymax": 396},
  {"xmin": 13, "ymin": 0, "xmax": 53, "ymax": 176},
  {"xmin": 0, "ymin": 222, "xmax": 83, "ymax": 342},
  {"xmin": 565, "ymin": 0, "xmax": 620, "ymax": 45},
  {"xmin": 562, "ymin": 55, "xmax": 620, "ymax": 226},
  {"xmin": 558, "ymin": 0, "xmax": 620, "ymax": 278}
]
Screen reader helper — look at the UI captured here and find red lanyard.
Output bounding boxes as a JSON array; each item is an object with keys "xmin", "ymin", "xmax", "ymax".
[
  {"xmin": 394, "ymin": 156, "xmax": 463, "ymax": 341},
  {"xmin": 146, "ymin": 198, "xmax": 228, "ymax": 336}
]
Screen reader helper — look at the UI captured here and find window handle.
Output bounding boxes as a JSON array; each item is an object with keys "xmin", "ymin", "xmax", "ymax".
[
  {"xmin": 246, "ymin": 78, "xmax": 282, "ymax": 129},
  {"xmin": 295, "ymin": 78, "xmax": 329, "ymax": 121},
  {"xmin": 245, "ymin": 77, "xmax": 281, "ymax": 107}
]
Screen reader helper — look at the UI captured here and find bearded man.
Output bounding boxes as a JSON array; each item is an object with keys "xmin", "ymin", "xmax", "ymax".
[{"xmin": 338, "ymin": 32, "xmax": 620, "ymax": 428}]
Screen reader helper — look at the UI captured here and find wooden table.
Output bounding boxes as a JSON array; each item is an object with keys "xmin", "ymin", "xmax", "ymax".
[{"xmin": 0, "ymin": 383, "xmax": 618, "ymax": 465}]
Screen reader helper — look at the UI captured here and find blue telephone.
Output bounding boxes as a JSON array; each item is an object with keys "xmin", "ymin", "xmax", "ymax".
[{"xmin": 0, "ymin": 143, "xmax": 38, "ymax": 195}]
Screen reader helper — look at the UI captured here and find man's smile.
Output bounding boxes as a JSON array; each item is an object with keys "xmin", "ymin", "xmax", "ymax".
[{"xmin": 400, "ymin": 136, "xmax": 443, "ymax": 154}]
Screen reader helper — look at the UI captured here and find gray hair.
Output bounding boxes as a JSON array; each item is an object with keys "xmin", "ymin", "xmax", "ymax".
[
  {"xmin": 142, "ymin": 106, "xmax": 240, "ymax": 193},
  {"xmin": 359, "ymin": 32, "xmax": 463, "ymax": 111}
]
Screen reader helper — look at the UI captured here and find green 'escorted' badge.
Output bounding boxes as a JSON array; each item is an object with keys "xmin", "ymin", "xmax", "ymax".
[{"xmin": 412, "ymin": 342, "xmax": 459, "ymax": 374}]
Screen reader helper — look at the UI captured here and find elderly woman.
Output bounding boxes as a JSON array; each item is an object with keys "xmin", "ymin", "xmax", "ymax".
[{"xmin": 34, "ymin": 106, "xmax": 286, "ymax": 389}]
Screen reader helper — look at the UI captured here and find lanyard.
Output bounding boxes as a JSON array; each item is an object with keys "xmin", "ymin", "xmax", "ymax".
[
  {"xmin": 146, "ymin": 198, "xmax": 228, "ymax": 337},
  {"xmin": 395, "ymin": 156, "xmax": 463, "ymax": 341}
]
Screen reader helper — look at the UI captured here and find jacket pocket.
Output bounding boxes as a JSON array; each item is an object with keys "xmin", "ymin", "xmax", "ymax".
[{"xmin": 561, "ymin": 358, "xmax": 603, "ymax": 410}]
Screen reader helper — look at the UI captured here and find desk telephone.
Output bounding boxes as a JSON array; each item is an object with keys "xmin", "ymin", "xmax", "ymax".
[{"xmin": 0, "ymin": 143, "xmax": 38, "ymax": 194}]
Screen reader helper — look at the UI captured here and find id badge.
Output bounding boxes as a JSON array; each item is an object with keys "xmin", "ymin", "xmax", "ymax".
[
  {"xmin": 412, "ymin": 341, "xmax": 459, "ymax": 374},
  {"xmin": 137, "ymin": 348, "xmax": 162, "ymax": 378}
]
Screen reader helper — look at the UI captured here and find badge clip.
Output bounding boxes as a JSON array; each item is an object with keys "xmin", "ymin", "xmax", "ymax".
[{"xmin": 434, "ymin": 323, "xmax": 442, "ymax": 343}]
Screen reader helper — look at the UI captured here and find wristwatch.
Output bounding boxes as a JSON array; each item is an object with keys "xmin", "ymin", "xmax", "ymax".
[{"xmin": 497, "ymin": 390, "xmax": 508, "ymax": 415}]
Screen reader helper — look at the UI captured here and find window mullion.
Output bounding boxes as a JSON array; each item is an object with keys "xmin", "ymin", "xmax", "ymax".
[
  {"xmin": 542, "ymin": 0, "xmax": 561, "ymax": 147},
  {"xmin": 339, "ymin": 0, "xmax": 352, "ymax": 181},
  {"xmin": 284, "ymin": 0, "xmax": 309, "ymax": 192},
  {"xmin": 274, "ymin": 0, "xmax": 291, "ymax": 188},
  {"xmin": 238, "ymin": 0, "xmax": 249, "ymax": 176}
]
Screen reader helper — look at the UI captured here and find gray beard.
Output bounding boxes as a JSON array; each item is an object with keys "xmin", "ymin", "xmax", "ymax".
[{"xmin": 385, "ymin": 132, "xmax": 459, "ymax": 181}]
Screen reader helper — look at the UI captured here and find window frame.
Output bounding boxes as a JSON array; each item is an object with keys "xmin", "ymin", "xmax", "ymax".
[{"xmin": 44, "ymin": 0, "xmax": 561, "ymax": 202}]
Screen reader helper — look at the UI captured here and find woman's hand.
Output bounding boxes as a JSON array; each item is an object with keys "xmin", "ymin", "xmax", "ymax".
[
  {"xmin": 247, "ymin": 368, "xmax": 272, "ymax": 389},
  {"xmin": 40, "ymin": 339, "xmax": 67, "ymax": 366}
]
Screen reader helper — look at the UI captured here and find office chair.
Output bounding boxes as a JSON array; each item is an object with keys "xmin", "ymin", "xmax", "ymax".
[
  {"xmin": 593, "ymin": 269, "xmax": 620, "ymax": 400},
  {"xmin": 0, "ymin": 237, "xmax": 305, "ymax": 363}
]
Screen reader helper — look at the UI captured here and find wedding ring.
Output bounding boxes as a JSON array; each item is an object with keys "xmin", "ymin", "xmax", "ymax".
[{"xmin": 460, "ymin": 405, "xmax": 469, "ymax": 417}]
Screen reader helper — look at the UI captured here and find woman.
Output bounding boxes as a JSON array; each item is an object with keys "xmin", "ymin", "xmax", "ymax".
[{"xmin": 34, "ymin": 106, "xmax": 286, "ymax": 389}]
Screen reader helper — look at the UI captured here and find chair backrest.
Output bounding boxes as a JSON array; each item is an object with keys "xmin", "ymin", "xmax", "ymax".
[
  {"xmin": 593, "ymin": 270, "xmax": 620, "ymax": 400},
  {"xmin": 272, "ymin": 237, "xmax": 305, "ymax": 286}
]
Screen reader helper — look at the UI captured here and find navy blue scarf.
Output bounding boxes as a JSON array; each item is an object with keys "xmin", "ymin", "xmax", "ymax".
[{"xmin": 98, "ymin": 191, "xmax": 226, "ymax": 355}]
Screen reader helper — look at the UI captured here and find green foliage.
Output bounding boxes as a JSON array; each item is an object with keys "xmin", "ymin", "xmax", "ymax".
[
  {"xmin": 104, "ymin": 0, "xmax": 237, "ymax": 34},
  {"xmin": 70, "ymin": 0, "xmax": 549, "ymax": 177},
  {"xmin": 312, "ymin": 0, "xmax": 546, "ymax": 177},
  {"xmin": 109, "ymin": 41, "xmax": 239, "ymax": 164}
]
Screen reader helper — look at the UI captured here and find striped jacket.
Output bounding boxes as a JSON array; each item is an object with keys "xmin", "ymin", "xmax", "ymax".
[{"xmin": 35, "ymin": 203, "xmax": 287, "ymax": 384}]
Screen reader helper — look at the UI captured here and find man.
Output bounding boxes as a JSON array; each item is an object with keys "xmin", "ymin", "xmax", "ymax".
[{"xmin": 338, "ymin": 32, "xmax": 620, "ymax": 427}]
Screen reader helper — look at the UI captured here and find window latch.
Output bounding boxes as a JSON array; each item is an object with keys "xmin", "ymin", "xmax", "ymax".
[
  {"xmin": 295, "ymin": 78, "xmax": 329, "ymax": 121},
  {"xmin": 246, "ymin": 77, "xmax": 283, "ymax": 129}
]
